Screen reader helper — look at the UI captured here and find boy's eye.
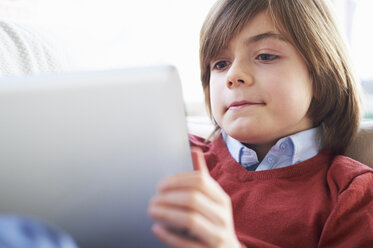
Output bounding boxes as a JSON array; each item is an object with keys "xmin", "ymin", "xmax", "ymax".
[
  {"xmin": 213, "ymin": 61, "xmax": 230, "ymax": 70},
  {"xmin": 256, "ymin": 53, "xmax": 278, "ymax": 61}
]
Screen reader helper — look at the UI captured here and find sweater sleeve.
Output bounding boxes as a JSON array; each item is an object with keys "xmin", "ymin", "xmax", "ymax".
[{"xmin": 318, "ymin": 172, "xmax": 373, "ymax": 247}]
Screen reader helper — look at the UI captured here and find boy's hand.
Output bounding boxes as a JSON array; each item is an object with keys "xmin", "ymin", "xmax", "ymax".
[{"xmin": 148, "ymin": 147, "xmax": 241, "ymax": 248}]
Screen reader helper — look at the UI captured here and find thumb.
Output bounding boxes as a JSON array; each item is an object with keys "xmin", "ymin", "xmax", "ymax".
[{"xmin": 191, "ymin": 147, "xmax": 209, "ymax": 175}]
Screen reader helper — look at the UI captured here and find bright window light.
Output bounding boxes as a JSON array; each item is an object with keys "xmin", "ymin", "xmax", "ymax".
[
  {"xmin": 34, "ymin": 0, "xmax": 217, "ymax": 104},
  {"xmin": 25, "ymin": 0, "xmax": 373, "ymax": 117}
]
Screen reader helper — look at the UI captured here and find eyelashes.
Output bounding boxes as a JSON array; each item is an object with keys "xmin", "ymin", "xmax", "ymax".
[
  {"xmin": 211, "ymin": 53, "xmax": 279, "ymax": 71},
  {"xmin": 256, "ymin": 53, "xmax": 279, "ymax": 61},
  {"xmin": 212, "ymin": 61, "xmax": 231, "ymax": 70}
]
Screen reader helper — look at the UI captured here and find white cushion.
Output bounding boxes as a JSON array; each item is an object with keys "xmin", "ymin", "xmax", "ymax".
[{"xmin": 0, "ymin": 20, "xmax": 72, "ymax": 77}]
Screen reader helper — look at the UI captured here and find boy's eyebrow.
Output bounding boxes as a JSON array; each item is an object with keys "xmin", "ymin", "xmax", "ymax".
[
  {"xmin": 245, "ymin": 31, "xmax": 288, "ymax": 45},
  {"xmin": 214, "ymin": 32, "xmax": 289, "ymax": 59}
]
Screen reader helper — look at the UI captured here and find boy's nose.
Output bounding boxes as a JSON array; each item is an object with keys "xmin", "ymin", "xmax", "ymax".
[{"xmin": 226, "ymin": 63, "xmax": 253, "ymax": 88}]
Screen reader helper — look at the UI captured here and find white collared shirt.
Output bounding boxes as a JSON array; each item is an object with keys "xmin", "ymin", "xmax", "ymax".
[{"xmin": 222, "ymin": 127, "xmax": 322, "ymax": 171}]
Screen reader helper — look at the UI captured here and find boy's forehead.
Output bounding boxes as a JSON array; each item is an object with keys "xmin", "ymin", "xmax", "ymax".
[
  {"xmin": 206, "ymin": 10, "xmax": 295, "ymax": 62},
  {"xmin": 245, "ymin": 11, "xmax": 276, "ymax": 32},
  {"xmin": 236, "ymin": 11, "xmax": 288, "ymax": 42},
  {"xmin": 219, "ymin": 11, "xmax": 288, "ymax": 48}
]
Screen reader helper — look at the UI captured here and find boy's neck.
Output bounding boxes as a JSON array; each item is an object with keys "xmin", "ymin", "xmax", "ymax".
[{"xmin": 246, "ymin": 141, "xmax": 277, "ymax": 162}]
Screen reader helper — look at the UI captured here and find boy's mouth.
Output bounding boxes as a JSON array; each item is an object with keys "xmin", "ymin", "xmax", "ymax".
[{"xmin": 227, "ymin": 100, "xmax": 264, "ymax": 110}]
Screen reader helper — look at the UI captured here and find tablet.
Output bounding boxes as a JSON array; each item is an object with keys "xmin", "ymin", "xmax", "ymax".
[{"xmin": 0, "ymin": 65, "xmax": 192, "ymax": 247}]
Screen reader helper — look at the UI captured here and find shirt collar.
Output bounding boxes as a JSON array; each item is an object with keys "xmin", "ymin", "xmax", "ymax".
[
  {"xmin": 290, "ymin": 127, "xmax": 322, "ymax": 165},
  {"xmin": 222, "ymin": 127, "xmax": 322, "ymax": 171}
]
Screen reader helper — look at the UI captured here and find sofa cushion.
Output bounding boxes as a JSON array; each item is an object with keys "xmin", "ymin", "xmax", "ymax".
[
  {"xmin": 345, "ymin": 120, "xmax": 373, "ymax": 168},
  {"xmin": 0, "ymin": 20, "xmax": 72, "ymax": 77}
]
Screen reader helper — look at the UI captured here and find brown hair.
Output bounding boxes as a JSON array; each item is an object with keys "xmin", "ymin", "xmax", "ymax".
[{"xmin": 199, "ymin": 0, "xmax": 362, "ymax": 154}]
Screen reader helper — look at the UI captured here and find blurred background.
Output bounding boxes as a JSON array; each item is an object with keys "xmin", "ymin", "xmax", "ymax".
[{"xmin": 0, "ymin": 0, "xmax": 372, "ymax": 118}]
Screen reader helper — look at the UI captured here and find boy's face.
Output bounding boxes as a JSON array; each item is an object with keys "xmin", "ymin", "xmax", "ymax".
[{"xmin": 209, "ymin": 11, "xmax": 313, "ymax": 145}]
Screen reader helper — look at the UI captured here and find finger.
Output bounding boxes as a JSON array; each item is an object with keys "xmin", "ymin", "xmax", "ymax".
[
  {"xmin": 149, "ymin": 190, "xmax": 226, "ymax": 226},
  {"xmin": 151, "ymin": 223, "xmax": 205, "ymax": 248},
  {"xmin": 157, "ymin": 172, "xmax": 229, "ymax": 205},
  {"xmin": 149, "ymin": 205, "xmax": 222, "ymax": 247},
  {"xmin": 191, "ymin": 147, "xmax": 209, "ymax": 175}
]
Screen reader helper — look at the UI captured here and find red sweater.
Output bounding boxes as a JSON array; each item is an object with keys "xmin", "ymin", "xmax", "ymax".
[{"xmin": 189, "ymin": 134, "xmax": 373, "ymax": 248}]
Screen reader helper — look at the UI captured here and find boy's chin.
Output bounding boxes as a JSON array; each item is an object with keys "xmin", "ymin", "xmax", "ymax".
[{"xmin": 225, "ymin": 128, "xmax": 278, "ymax": 145}]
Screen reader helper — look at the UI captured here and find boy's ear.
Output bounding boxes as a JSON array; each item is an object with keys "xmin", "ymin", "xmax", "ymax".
[
  {"xmin": 306, "ymin": 68, "xmax": 316, "ymax": 98},
  {"xmin": 310, "ymin": 76, "xmax": 320, "ymax": 100},
  {"xmin": 313, "ymin": 88, "xmax": 321, "ymax": 101}
]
